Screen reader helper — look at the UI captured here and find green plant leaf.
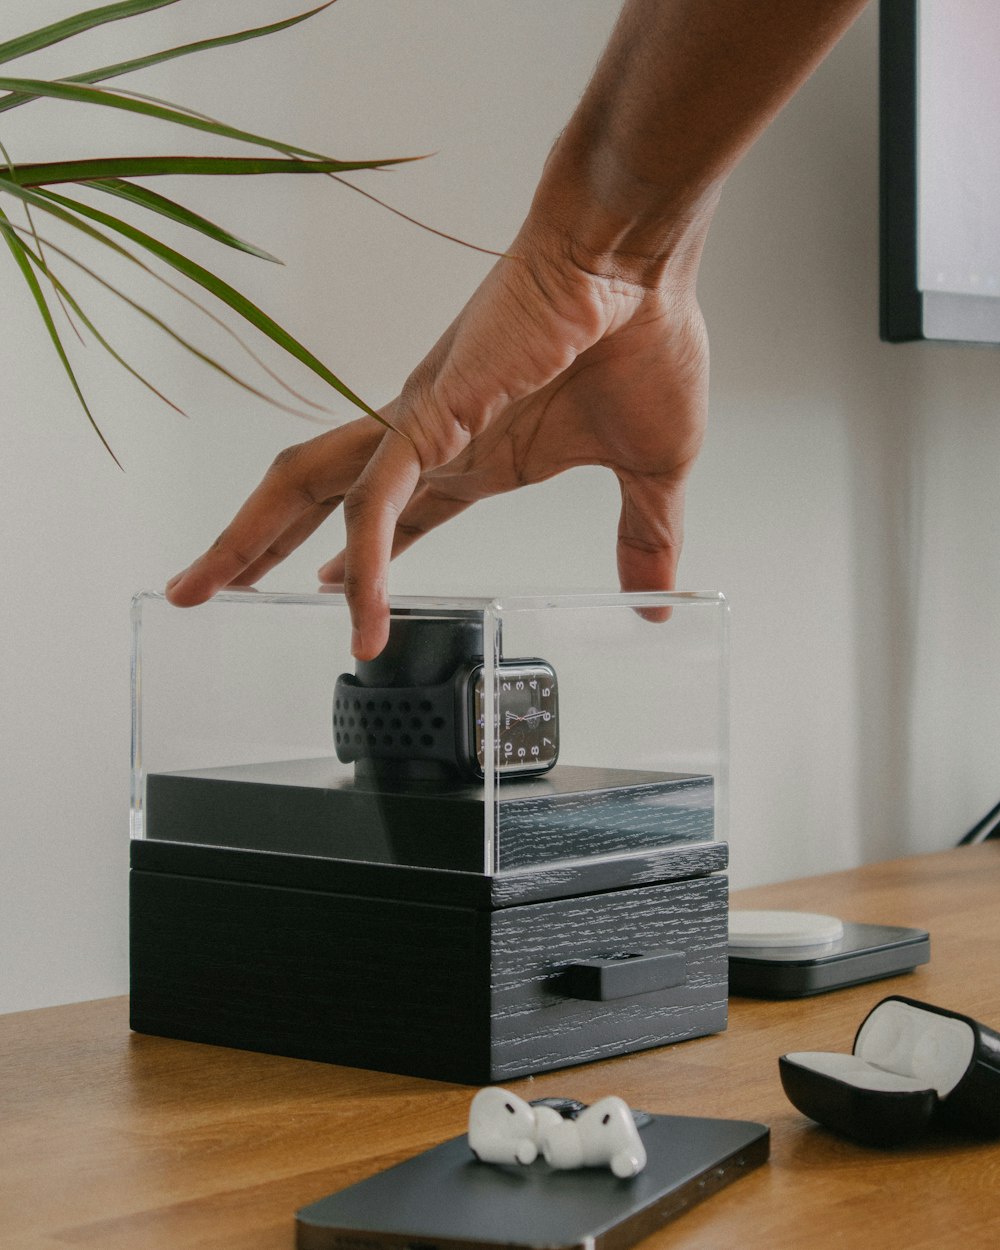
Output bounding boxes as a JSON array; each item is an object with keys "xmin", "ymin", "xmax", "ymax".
[
  {"xmin": 0, "ymin": 205, "xmax": 121, "ymax": 465},
  {"xmin": 0, "ymin": 133, "xmax": 81, "ymax": 341},
  {"xmin": 4, "ymin": 220, "xmax": 187, "ymax": 416},
  {"xmin": 89, "ymin": 179, "xmax": 282, "ymax": 262},
  {"xmin": 44, "ymin": 188, "xmax": 384, "ymax": 421},
  {"xmin": 3, "ymin": 193, "xmax": 334, "ymax": 416},
  {"xmin": 1, "ymin": 178, "xmax": 385, "ymax": 426},
  {"xmin": 0, "ymin": 4, "xmax": 337, "ymax": 115},
  {"xmin": 84, "ymin": 231, "xmax": 335, "ymax": 414},
  {"xmin": 0, "ymin": 75, "xmax": 386, "ymax": 165},
  {"xmin": 0, "ymin": 0, "xmax": 179, "ymax": 66},
  {"xmin": 0, "ymin": 136, "xmax": 281, "ymax": 263},
  {"xmin": 6, "ymin": 220, "xmax": 333, "ymax": 423},
  {"xmin": 2, "ymin": 154, "xmax": 409, "ymax": 185}
]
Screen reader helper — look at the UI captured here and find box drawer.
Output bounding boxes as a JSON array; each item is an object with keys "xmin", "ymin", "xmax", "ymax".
[{"xmin": 489, "ymin": 874, "xmax": 728, "ymax": 1077}]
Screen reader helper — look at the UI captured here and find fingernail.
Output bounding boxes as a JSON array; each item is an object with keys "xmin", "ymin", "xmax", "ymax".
[{"xmin": 165, "ymin": 570, "xmax": 186, "ymax": 591}]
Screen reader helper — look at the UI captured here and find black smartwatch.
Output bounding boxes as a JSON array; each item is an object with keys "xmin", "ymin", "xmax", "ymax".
[{"xmin": 332, "ymin": 613, "xmax": 558, "ymax": 783}]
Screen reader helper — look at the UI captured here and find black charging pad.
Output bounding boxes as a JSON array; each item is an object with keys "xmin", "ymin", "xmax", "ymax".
[{"xmin": 728, "ymin": 916, "xmax": 930, "ymax": 999}]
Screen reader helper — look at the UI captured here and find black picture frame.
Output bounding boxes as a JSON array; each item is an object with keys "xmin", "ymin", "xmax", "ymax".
[{"xmin": 880, "ymin": 0, "xmax": 1000, "ymax": 345}]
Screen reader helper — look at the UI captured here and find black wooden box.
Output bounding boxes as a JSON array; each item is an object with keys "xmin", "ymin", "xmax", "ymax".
[{"xmin": 130, "ymin": 762, "xmax": 728, "ymax": 1084}]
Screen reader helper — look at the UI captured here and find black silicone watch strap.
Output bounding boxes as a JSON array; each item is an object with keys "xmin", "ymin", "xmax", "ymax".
[{"xmin": 333, "ymin": 672, "xmax": 466, "ymax": 767}]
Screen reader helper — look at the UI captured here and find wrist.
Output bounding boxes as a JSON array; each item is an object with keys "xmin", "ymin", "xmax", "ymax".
[{"xmin": 525, "ymin": 118, "xmax": 722, "ymax": 294}]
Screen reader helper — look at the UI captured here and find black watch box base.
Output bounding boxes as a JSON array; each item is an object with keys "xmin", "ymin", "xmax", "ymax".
[{"xmin": 130, "ymin": 762, "xmax": 728, "ymax": 1085}]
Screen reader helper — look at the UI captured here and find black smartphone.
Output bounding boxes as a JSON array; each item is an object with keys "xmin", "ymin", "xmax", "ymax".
[{"xmin": 296, "ymin": 1113, "xmax": 769, "ymax": 1250}]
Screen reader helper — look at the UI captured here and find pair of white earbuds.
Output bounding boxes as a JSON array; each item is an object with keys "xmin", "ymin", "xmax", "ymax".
[{"xmin": 467, "ymin": 1087, "xmax": 647, "ymax": 1179}]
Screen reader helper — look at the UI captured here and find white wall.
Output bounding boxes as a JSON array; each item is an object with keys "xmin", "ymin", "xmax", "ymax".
[{"xmin": 2, "ymin": 1, "xmax": 998, "ymax": 1015}]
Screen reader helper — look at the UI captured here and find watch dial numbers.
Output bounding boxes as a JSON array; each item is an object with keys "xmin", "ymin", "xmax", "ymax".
[{"xmin": 474, "ymin": 663, "xmax": 558, "ymax": 776}]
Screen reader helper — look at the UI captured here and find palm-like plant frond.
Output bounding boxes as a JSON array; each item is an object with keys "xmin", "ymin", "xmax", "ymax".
[{"xmin": 1, "ymin": 0, "xmax": 410, "ymax": 459}]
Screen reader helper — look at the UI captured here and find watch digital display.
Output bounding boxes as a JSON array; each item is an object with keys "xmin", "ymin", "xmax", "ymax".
[{"xmin": 472, "ymin": 661, "xmax": 559, "ymax": 777}]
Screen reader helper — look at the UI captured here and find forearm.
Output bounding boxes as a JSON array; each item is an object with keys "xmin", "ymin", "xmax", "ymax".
[{"xmin": 528, "ymin": 0, "xmax": 869, "ymax": 285}]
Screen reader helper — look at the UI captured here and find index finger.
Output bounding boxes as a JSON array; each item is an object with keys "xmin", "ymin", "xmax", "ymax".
[{"xmin": 165, "ymin": 421, "xmax": 381, "ymax": 607}]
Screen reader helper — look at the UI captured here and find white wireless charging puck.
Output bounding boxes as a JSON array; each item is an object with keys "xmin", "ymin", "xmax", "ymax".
[{"xmin": 728, "ymin": 910, "xmax": 845, "ymax": 949}]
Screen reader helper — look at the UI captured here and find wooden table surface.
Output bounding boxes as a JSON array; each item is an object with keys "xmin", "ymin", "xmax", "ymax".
[{"xmin": 4, "ymin": 844, "xmax": 1000, "ymax": 1250}]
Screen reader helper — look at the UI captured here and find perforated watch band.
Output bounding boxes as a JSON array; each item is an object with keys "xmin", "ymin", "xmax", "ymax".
[{"xmin": 333, "ymin": 671, "xmax": 470, "ymax": 768}]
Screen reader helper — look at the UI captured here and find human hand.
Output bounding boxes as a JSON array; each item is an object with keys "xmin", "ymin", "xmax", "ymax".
[
  {"xmin": 165, "ymin": 219, "xmax": 709, "ymax": 659},
  {"xmin": 165, "ymin": 0, "xmax": 870, "ymax": 658}
]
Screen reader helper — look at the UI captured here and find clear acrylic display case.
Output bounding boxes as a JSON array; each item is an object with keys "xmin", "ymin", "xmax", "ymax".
[{"xmin": 131, "ymin": 589, "xmax": 729, "ymax": 878}]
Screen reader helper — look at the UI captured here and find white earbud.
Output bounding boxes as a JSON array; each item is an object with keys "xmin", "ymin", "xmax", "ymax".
[
  {"xmin": 539, "ymin": 1095, "xmax": 647, "ymax": 1178},
  {"xmin": 467, "ymin": 1087, "xmax": 561, "ymax": 1165}
]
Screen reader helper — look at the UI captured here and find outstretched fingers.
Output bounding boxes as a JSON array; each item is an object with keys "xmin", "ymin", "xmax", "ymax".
[
  {"xmin": 165, "ymin": 420, "xmax": 382, "ymax": 607},
  {"xmin": 229, "ymin": 496, "xmax": 345, "ymax": 589}
]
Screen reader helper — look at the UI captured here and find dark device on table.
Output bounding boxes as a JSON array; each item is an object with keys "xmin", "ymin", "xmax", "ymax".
[
  {"xmin": 295, "ymin": 1111, "xmax": 769, "ymax": 1250},
  {"xmin": 729, "ymin": 922, "xmax": 930, "ymax": 998}
]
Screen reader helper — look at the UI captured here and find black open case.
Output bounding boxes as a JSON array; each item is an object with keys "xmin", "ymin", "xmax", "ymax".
[{"xmin": 780, "ymin": 995, "xmax": 1000, "ymax": 1146}]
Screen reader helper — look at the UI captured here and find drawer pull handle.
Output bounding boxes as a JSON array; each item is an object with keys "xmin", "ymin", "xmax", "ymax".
[{"xmin": 562, "ymin": 948, "xmax": 687, "ymax": 1001}]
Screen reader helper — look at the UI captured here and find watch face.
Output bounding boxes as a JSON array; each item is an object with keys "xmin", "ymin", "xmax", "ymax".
[{"xmin": 473, "ymin": 661, "xmax": 559, "ymax": 777}]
